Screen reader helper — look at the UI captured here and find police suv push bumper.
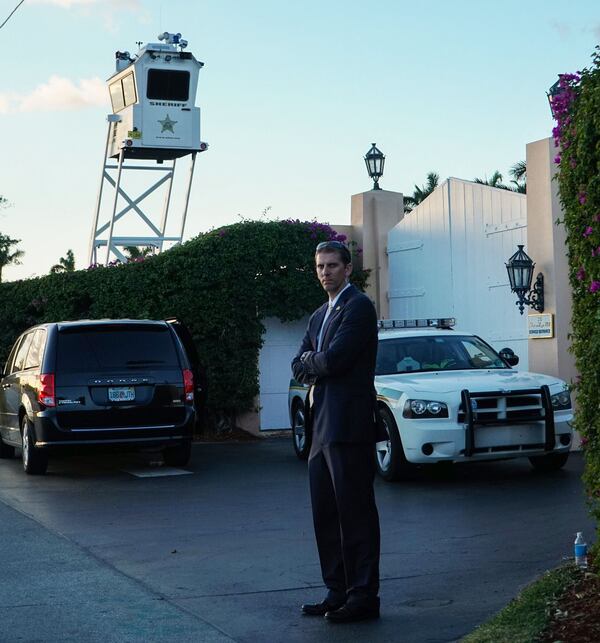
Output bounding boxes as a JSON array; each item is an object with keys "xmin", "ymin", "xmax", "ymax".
[{"xmin": 461, "ymin": 385, "xmax": 556, "ymax": 458}]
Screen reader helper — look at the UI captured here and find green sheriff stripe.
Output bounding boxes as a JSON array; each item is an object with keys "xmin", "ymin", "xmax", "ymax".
[
  {"xmin": 377, "ymin": 387, "xmax": 402, "ymax": 401},
  {"xmin": 289, "ymin": 378, "xmax": 309, "ymax": 390}
]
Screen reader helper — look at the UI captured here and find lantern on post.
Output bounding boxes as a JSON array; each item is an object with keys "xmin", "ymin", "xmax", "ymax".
[
  {"xmin": 505, "ymin": 245, "xmax": 544, "ymax": 315},
  {"xmin": 364, "ymin": 143, "xmax": 385, "ymax": 190},
  {"xmin": 546, "ymin": 77, "xmax": 561, "ymax": 117}
]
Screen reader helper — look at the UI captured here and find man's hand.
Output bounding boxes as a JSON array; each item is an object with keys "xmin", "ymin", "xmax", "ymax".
[{"xmin": 300, "ymin": 351, "xmax": 317, "ymax": 374}]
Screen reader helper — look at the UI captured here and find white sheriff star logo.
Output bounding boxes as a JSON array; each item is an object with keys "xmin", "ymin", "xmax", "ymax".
[{"xmin": 158, "ymin": 114, "xmax": 177, "ymax": 133}]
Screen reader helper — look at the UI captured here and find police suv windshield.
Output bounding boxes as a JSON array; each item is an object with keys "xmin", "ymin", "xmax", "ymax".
[{"xmin": 375, "ymin": 334, "xmax": 508, "ymax": 375}]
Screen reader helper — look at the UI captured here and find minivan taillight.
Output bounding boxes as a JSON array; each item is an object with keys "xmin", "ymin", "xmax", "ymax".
[
  {"xmin": 38, "ymin": 373, "xmax": 56, "ymax": 407},
  {"xmin": 183, "ymin": 369, "xmax": 194, "ymax": 403}
]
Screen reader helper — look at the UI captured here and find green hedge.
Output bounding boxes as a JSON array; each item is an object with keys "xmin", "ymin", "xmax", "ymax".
[
  {"xmin": 0, "ymin": 220, "xmax": 367, "ymax": 426},
  {"xmin": 553, "ymin": 47, "xmax": 600, "ymax": 554}
]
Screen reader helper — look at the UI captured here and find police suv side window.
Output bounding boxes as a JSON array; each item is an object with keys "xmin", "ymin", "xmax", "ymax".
[
  {"xmin": 24, "ymin": 330, "xmax": 46, "ymax": 370},
  {"xmin": 12, "ymin": 333, "xmax": 34, "ymax": 373}
]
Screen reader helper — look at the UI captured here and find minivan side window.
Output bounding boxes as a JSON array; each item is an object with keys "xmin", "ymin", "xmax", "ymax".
[
  {"xmin": 12, "ymin": 333, "xmax": 34, "ymax": 373},
  {"xmin": 24, "ymin": 329, "xmax": 46, "ymax": 370},
  {"xmin": 3, "ymin": 339, "xmax": 21, "ymax": 377}
]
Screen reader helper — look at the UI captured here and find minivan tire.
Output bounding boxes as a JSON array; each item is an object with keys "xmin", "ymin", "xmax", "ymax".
[
  {"xmin": 21, "ymin": 416, "xmax": 48, "ymax": 475},
  {"xmin": 163, "ymin": 440, "xmax": 192, "ymax": 467}
]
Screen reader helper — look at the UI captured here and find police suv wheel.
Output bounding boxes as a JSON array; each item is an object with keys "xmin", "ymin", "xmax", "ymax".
[
  {"xmin": 292, "ymin": 400, "xmax": 311, "ymax": 460},
  {"xmin": 528, "ymin": 452, "xmax": 569, "ymax": 472},
  {"xmin": 375, "ymin": 406, "xmax": 413, "ymax": 482}
]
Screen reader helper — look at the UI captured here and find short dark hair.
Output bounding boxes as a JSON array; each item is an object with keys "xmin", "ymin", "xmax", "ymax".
[{"xmin": 315, "ymin": 240, "xmax": 352, "ymax": 265}]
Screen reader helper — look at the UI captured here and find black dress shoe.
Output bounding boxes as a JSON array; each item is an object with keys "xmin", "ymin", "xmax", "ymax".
[
  {"xmin": 301, "ymin": 598, "xmax": 346, "ymax": 616},
  {"xmin": 324, "ymin": 598, "xmax": 380, "ymax": 623}
]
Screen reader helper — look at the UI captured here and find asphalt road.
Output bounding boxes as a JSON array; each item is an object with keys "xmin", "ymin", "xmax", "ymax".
[{"xmin": 0, "ymin": 439, "xmax": 595, "ymax": 643}]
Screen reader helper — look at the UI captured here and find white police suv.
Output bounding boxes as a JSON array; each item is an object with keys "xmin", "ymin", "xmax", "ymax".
[{"xmin": 288, "ymin": 318, "xmax": 573, "ymax": 481}]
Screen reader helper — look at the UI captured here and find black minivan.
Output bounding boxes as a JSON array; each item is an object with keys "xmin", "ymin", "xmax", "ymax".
[{"xmin": 0, "ymin": 319, "xmax": 196, "ymax": 474}]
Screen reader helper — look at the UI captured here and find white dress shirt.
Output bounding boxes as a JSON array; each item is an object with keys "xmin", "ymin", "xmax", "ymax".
[{"xmin": 317, "ymin": 282, "xmax": 351, "ymax": 351}]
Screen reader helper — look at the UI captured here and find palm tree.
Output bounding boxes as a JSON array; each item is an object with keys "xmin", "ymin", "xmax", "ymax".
[
  {"xmin": 0, "ymin": 233, "xmax": 24, "ymax": 283},
  {"xmin": 50, "ymin": 249, "xmax": 75, "ymax": 273},
  {"xmin": 509, "ymin": 161, "xmax": 526, "ymax": 194},
  {"xmin": 473, "ymin": 170, "xmax": 509, "ymax": 189},
  {"xmin": 404, "ymin": 172, "xmax": 440, "ymax": 213},
  {"xmin": 123, "ymin": 245, "xmax": 155, "ymax": 261}
]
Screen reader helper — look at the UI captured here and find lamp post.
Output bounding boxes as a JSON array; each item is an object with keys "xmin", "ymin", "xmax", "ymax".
[
  {"xmin": 546, "ymin": 78, "xmax": 561, "ymax": 117},
  {"xmin": 505, "ymin": 245, "xmax": 544, "ymax": 315},
  {"xmin": 364, "ymin": 143, "xmax": 385, "ymax": 190}
]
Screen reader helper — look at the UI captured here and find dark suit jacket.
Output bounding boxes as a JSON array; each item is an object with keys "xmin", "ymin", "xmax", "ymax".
[{"xmin": 291, "ymin": 284, "xmax": 381, "ymax": 444}]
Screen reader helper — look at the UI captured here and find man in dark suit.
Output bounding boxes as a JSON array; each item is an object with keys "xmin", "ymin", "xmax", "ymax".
[{"xmin": 292, "ymin": 240, "xmax": 382, "ymax": 623}]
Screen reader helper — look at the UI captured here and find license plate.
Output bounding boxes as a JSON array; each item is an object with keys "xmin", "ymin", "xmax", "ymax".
[{"xmin": 108, "ymin": 386, "xmax": 135, "ymax": 402}]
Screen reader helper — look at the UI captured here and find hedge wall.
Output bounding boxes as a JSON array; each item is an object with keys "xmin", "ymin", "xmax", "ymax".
[
  {"xmin": 0, "ymin": 220, "xmax": 367, "ymax": 427},
  {"xmin": 552, "ymin": 47, "xmax": 600, "ymax": 553}
]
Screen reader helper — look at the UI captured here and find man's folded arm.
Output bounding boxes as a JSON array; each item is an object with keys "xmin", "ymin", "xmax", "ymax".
[
  {"xmin": 292, "ymin": 327, "xmax": 316, "ymax": 384},
  {"xmin": 301, "ymin": 297, "xmax": 376, "ymax": 377}
]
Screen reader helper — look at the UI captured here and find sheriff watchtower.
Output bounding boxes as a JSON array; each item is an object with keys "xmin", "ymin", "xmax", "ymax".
[{"xmin": 89, "ymin": 32, "xmax": 208, "ymax": 265}]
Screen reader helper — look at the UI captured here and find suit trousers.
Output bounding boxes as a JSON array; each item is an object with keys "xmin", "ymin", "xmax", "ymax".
[{"xmin": 308, "ymin": 433, "xmax": 380, "ymax": 600}]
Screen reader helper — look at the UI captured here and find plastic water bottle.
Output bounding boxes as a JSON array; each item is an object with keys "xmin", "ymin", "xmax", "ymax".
[{"xmin": 574, "ymin": 532, "xmax": 588, "ymax": 569}]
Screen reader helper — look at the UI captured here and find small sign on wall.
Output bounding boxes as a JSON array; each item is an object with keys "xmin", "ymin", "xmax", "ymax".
[{"xmin": 528, "ymin": 313, "xmax": 554, "ymax": 339}]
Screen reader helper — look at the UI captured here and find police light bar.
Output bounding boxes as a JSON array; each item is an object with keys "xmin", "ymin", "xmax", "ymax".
[{"xmin": 377, "ymin": 318, "xmax": 456, "ymax": 330}]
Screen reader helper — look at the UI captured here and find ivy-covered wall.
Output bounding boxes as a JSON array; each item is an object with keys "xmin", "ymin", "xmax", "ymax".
[
  {"xmin": 552, "ymin": 46, "xmax": 600, "ymax": 553},
  {"xmin": 0, "ymin": 220, "xmax": 367, "ymax": 426}
]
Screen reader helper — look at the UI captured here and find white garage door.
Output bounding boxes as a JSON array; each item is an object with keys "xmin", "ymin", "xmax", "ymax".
[{"xmin": 259, "ymin": 316, "xmax": 308, "ymax": 430}]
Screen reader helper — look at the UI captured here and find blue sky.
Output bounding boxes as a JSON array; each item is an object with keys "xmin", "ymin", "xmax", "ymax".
[{"xmin": 0, "ymin": 0, "xmax": 598, "ymax": 280}]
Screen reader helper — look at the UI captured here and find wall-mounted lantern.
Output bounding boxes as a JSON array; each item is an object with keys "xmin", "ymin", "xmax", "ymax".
[
  {"xmin": 546, "ymin": 78, "xmax": 561, "ymax": 117},
  {"xmin": 364, "ymin": 143, "xmax": 385, "ymax": 190},
  {"xmin": 505, "ymin": 245, "xmax": 544, "ymax": 315}
]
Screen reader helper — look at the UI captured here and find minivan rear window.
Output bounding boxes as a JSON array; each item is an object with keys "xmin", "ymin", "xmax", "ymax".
[{"xmin": 56, "ymin": 326, "xmax": 179, "ymax": 372}]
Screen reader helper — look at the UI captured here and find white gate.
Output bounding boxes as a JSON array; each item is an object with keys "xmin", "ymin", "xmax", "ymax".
[
  {"xmin": 388, "ymin": 178, "xmax": 529, "ymax": 368},
  {"xmin": 258, "ymin": 317, "xmax": 308, "ymax": 430}
]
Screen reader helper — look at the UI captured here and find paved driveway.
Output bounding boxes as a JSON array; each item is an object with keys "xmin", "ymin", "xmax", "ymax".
[{"xmin": 0, "ymin": 439, "xmax": 595, "ymax": 643}]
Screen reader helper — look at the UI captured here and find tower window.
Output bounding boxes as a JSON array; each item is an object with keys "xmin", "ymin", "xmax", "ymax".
[{"xmin": 147, "ymin": 70, "xmax": 190, "ymax": 101}]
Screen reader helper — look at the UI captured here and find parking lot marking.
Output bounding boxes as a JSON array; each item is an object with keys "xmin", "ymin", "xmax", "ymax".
[{"xmin": 123, "ymin": 467, "xmax": 193, "ymax": 478}]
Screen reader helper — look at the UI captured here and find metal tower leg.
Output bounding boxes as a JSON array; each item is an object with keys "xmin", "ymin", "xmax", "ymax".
[
  {"xmin": 178, "ymin": 152, "xmax": 197, "ymax": 243},
  {"xmin": 105, "ymin": 149, "xmax": 125, "ymax": 265},
  {"xmin": 89, "ymin": 121, "xmax": 113, "ymax": 265},
  {"xmin": 158, "ymin": 159, "xmax": 176, "ymax": 251}
]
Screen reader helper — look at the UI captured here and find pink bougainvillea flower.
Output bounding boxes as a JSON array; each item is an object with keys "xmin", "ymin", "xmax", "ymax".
[
  {"xmin": 576, "ymin": 266, "xmax": 586, "ymax": 281},
  {"xmin": 578, "ymin": 192, "xmax": 587, "ymax": 205},
  {"xmin": 580, "ymin": 436, "xmax": 589, "ymax": 446},
  {"xmin": 588, "ymin": 280, "xmax": 600, "ymax": 293},
  {"xmin": 583, "ymin": 226, "xmax": 593, "ymax": 237},
  {"xmin": 554, "ymin": 155, "xmax": 561, "ymax": 164}
]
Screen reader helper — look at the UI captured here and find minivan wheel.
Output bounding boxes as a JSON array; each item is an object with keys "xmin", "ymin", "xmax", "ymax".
[
  {"xmin": 0, "ymin": 438, "xmax": 15, "ymax": 459},
  {"xmin": 163, "ymin": 440, "xmax": 192, "ymax": 467},
  {"xmin": 21, "ymin": 416, "xmax": 48, "ymax": 475}
]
